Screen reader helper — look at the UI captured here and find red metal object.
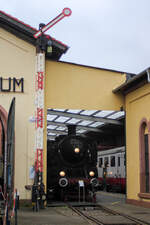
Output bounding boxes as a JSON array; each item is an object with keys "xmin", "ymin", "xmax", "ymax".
[
  {"xmin": 35, "ymin": 149, "xmax": 43, "ymax": 172},
  {"xmin": 34, "ymin": 8, "xmax": 71, "ymax": 183},
  {"xmin": 98, "ymin": 177, "xmax": 126, "ymax": 192},
  {"xmin": 37, "ymin": 108, "xmax": 43, "ymax": 128},
  {"xmin": 106, "ymin": 177, "xmax": 126, "ymax": 191},
  {"xmin": 62, "ymin": 8, "xmax": 72, "ymax": 16},
  {"xmin": 37, "ymin": 72, "xmax": 44, "ymax": 89},
  {"xmin": 34, "ymin": 8, "xmax": 72, "ymax": 38}
]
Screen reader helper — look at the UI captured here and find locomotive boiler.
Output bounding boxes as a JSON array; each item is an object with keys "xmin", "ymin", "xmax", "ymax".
[{"xmin": 47, "ymin": 125, "xmax": 98, "ymax": 202}]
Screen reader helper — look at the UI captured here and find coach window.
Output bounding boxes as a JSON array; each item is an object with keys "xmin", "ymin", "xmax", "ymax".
[
  {"xmin": 124, "ymin": 154, "xmax": 126, "ymax": 166},
  {"xmin": 104, "ymin": 157, "xmax": 109, "ymax": 167},
  {"xmin": 118, "ymin": 156, "xmax": 120, "ymax": 167},
  {"xmin": 99, "ymin": 158, "xmax": 103, "ymax": 167},
  {"xmin": 110, "ymin": 156, "xmax": 115, "ymax": 167},
  {"xmin": 139, "ymin": 119, "xmax": 150, "ymax": 197}
]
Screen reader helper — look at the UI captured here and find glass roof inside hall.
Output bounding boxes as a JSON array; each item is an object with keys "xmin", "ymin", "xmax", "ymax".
[{"xmin": 47, "ymin": 109, "xmax": 125, "ymax": 140}]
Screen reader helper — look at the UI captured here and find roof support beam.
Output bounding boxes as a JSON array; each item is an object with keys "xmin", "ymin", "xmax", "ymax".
[
  {"xmin": 47, "ymin": 129, "xmax": 67, "ymax": 135},
  {"xmin": 47, "ymin": 135, "xmax": 57, "ymax": 140},
  {"xmin": 47, "ymin": 109, "xmax": 123, "ymax": 125},
  {"xmin": 47, "ymin": 121, "xmax": 104, "ymax": 133},
  {"xmin": 47, "ymin": 130, "xmax": 87, "ymax": 139},
  {"xmin": 47, "ymin": 129, "xmax": 87, "ymax": 138}
]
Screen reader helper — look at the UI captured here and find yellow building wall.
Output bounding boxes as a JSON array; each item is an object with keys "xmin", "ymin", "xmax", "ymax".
[
  {"xmin": 126, "ymin": 83, "xmax": 150, "ymax": 202},
  {"xmin": 0, "ymin": 28, "xmax": 127, "ymax": 197},
  {"xmin": 44, "ymin": 60, "xmax": 126, "ymax": 187},
  {"xmin": 45, "ymin": 61, "xmax": 126, "ymax": 110},
  {"xmin": 0, "ymin": 28, "xmax": 36, "ymax": 199}
]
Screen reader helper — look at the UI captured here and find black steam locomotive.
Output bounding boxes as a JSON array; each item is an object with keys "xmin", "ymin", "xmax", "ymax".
[{"xmin": 47, "ymin": 125, "xmax": 98, "ymax": 202}]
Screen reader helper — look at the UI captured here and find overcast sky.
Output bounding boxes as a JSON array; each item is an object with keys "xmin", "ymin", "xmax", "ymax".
[{"xmin": 1, "ymin": 0, "xmax": 150, "ymax": 74}]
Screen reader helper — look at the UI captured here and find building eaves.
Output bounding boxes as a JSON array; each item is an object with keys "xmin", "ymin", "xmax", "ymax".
[
  {"xmin": 113, "ymin": 68, "xmax": 150, "ymax": 95},
  {"xmin": 0, "ymin": 11, "xmax": 68, "ymax": 59},
  {"xmin": 58, "ymin": 60, "xmax": 136, "ymax": 75}
]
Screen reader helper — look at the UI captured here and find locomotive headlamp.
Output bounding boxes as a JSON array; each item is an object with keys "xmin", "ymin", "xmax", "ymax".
[
  {"xmin": 89, "ymin": 171, "xmax": 95, "ymax": 177},
  {"xmin": 74, "ymin": 147, "xmax": 80, "ymax": 153},
  {"xmin": 59, "ymin": 171, "xmax": 66, "ymax": 177}
]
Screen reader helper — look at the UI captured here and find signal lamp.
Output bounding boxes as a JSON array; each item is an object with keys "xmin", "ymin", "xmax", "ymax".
[
  {"xmin": 74, "ymin": 147, "xmax": 80, "ymax": 153},
  {"xmin": 47, "ymin": 46, "xmax": 52, "ymax": 53},
  {"xmin": 59, "ymin": 171, "xmax": 66, "ymax": 177},
  {"xmin": 89, "ymin": 171, "xmax": 95, "ymax": 177}
]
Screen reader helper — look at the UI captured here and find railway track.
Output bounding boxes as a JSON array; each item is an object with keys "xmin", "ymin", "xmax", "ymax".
[{"xmin": 67, "ymin": 203, "xmax": 150, "ymax": 225}]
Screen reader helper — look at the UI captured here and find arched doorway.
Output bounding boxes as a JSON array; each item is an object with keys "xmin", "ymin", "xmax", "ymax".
[{"xmin": 139, "ymin": 118, "xmax": 150, "ymax": 194}]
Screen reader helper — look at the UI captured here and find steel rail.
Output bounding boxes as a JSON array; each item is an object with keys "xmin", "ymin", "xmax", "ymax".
[
  {"xmin": 67, "ymin": 203, "xmax": 149, "ymax": 225},
  {"xmin": 67, "ymin": 204, "xmax": 105, "ymax": 225},
  {"xmin": 97, "ymin": 204, "xmax": 149, "ymax": 225}
]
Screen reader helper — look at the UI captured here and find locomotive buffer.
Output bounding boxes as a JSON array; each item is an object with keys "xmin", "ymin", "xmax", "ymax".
[{"xmin": 32, "ymin": 8, "xmax": 72, "ymax": 210}]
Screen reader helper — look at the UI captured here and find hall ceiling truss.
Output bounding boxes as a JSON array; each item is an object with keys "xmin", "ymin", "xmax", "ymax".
[{"xmin": 47, "ymin": 109, "xmax": 125, "ymax": 140}]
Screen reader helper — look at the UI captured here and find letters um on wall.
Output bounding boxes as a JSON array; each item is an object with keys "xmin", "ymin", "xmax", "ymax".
[{"xmin": 0, "ymin": 77, "xmax": 24, "ymax": 93}]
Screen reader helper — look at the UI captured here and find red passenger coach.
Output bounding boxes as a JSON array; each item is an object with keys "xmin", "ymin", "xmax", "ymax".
[{"xmin": 97, "ymin": 147, "xmax": 126, "ymax": 193}]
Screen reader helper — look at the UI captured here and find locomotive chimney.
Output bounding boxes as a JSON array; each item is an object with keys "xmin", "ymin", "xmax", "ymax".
[{"xmin": 67, "ymin": 125, "xmax": 76, "ymax": 136}]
